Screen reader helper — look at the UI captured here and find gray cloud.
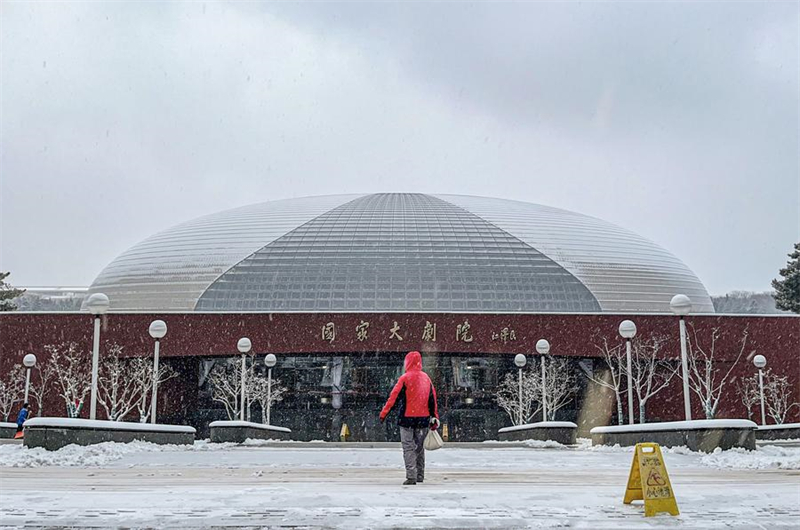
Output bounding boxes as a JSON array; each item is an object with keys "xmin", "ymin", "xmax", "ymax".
[{"xmin": 1, "ymin": 1, "xmax": 797, "ymax": 295}]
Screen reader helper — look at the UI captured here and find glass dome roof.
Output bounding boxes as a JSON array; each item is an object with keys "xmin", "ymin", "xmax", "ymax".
[{"xmin": 86, "ymin": 193, "xmax": 714, "ymax": 313}]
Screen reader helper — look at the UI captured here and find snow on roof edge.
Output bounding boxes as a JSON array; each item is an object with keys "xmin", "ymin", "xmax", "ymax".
[
  {"xmin": 590, "ymin": 419, "xmax": 757, "ymax": 434},
  {"xmin": 209, "ymin": 420, "xmax": 292, "ymax": 433},
  {"xmin": 498, "ymin": 421, "xmax": 577, "ymax": 433},
  {"xmin": 757, "ymin": 423, "xmax": 800, "ymax": 430},
  {"xmin": 24, "ymin": 417, "xmax": 195, "ymax": 434}
]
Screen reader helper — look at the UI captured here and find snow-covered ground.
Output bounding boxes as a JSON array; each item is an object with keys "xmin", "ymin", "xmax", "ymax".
[{"xmin": 1, "ymin": 440, "xmax": 798, "ymax": 528}]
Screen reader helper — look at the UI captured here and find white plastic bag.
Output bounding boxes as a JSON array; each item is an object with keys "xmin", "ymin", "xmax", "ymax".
[{"xmin": 424, "ymin": 429, "xmax": 444, "ymax": 451}]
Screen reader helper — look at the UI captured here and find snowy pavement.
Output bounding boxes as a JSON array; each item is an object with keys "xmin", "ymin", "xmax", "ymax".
[{"xmin": 0, "ymin": 440, "xmax": 798, "ymax": 529}]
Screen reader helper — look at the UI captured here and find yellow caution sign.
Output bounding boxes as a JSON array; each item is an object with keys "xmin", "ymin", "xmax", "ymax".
[
  {"xmin": 340, "ymin": 423, "xmax": 350, "ymax": 442},
  {"xmin": 623, "ymin": 443, "xmax": 679, "ymax": 517}
]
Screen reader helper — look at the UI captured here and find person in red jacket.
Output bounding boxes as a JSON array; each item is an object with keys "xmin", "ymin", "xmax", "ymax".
[{"xmin": 380, "ymin": 351, "xmax": 440, "ymax": 485}]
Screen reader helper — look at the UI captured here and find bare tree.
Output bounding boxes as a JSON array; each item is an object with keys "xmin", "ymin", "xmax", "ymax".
[
  {"xmin": 540, "ymin": 356, "xmax": 579, "ymax": 421},
  {"xmin": 97, "ymin": 344, "xmax": 145, "ymax": 421},
  {"xmin": 0, "ymin": 365, "xmax": 25, "ymax": 421},
  {"xmin": 249, "ymin": 376, "xmax": 287, "ymax": 424},
  {"xmin": 133, "ymin": 357, "xmax": 177, "ymax": 423},
  {"xmin": 763, "ymin": 371, "xmax": 799, "ymax": 425},
  {"xmin": 28, "ymin": 360, "xmax": 56, "ymax": 417},
  {"xmin": 685, "ymin": 326, "xmax": 751, "ymax": 420},
  {"xmin": 587, "ymin": 338, "xmax": 627, "ymax": 425},
  {"xmin": 495, "ymin": 370, "xmax": 542, "ymax": 425},
  {"xmin": 207, "ymin": 355, "xmax": 272, "ymax": 422},
  {"xmin": 736, "ymin": 373, "xmax": 761, "ymax": 421},
  {"xmin": 46, "ymin": 343, "xmax": 91, "ymax": 418},
  {"xmin": 244, "ymin": 363, "xmax": 258, "ymax": 422},
  {"xmin": 629, "ymin": 336, "xmax": 679, "ymax": 423},
  {"xmin": 208, "ymin": 359, "xmax": 245, "ymax": 420}
]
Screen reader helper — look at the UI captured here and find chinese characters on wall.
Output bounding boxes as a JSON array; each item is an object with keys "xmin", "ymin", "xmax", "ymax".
[
  {"xmin": 355, "ymin": 320, "xmax": 369, "ymax": 342},
  {"xmin": 491, "ymin": 327, "xmax": 517, "ymax": 343},
  {"xmin": 421, "ymin": 321, "xmax": 436, "ymax": 342},
  {"xmin": 389, "ymin": 321, "xmax": 403, "ymax": 341},
  {"xmin": 319, "ymin": 320, "xmax": 519, "ymax": 347},
  {"xmin": 322, "ymin": 322, "xmax": 336, "ymax": 343}
]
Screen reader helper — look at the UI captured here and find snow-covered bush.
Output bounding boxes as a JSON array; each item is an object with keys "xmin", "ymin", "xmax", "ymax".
[
  {"xmin": 208, "ymin": 356, "xmax": 287, "ymax": 422},
  {"xmin": 495, "ymin": 357, "xmax": 578, "ymax": 424},
  {"xmin": 495, "ymin": 370, "xmax": 541, "ymax": 425}
]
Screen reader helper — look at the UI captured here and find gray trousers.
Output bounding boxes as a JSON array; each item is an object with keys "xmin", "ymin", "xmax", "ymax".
[{"xmin": 400, "ymin": 426, "xmax": 427, "ymax": 481}]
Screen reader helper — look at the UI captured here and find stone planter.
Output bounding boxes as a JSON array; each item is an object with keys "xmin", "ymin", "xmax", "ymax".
[
  {"xmin": 498, "ymin": 421, "xmax": 577, "ymax": 444},
  {"xmin": 0, "ymin": 422, "xmax": 18, "ymax": 439},
  {"xmin": 590, "ymin": 419, "xmax": 757, "ymax": 453},
  {"xmin": 209, "ymin": 420, "xmax": 292, "ymax": 443},
  {"xmin": 23, "ymin": 418, "xmax": 196, "ymax": 451},
  {"xmin": 756, "ymin": 423, "xmax": 800, "ymax": 441}
]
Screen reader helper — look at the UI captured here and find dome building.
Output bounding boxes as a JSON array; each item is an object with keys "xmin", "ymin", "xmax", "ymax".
[
  {"xmin": 10, "ymin": 193, "xmax": 793, "ymax": 441},
  {"xmin": 87, "ymin": 193, "xmax": 714, "ymax": 313}
]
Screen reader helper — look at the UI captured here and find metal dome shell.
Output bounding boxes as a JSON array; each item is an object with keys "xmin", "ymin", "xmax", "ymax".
[{"xmin": 86, "ymin": 193, "xmax": 713, "ymax": 313}]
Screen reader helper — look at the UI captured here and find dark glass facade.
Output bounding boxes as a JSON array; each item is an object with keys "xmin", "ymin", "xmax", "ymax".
[{"xmin": 189, "ymin": 353, "xmax": 593, "ymax": 441}]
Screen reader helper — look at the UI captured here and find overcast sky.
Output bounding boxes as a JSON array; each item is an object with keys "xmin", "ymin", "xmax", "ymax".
[{"xmin": 1, "ymin": 1, "xmax": 798, "ymax": 295}]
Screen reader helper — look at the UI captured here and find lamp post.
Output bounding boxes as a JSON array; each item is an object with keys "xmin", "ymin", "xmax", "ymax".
[
  {"xmin": 265, "ymin": 353, "xmax": 277, "ymax": 425},
  {"xmin": 536, "ymin": 339, "xmax": 550, "ymax": 421},
  {"xmin": 148, "ymin": 320, "xmax": 167, "ymax": 424},
  {"xmin": 85, "ymin": 293, "xmax": 110, "ymax": 420},
  {"xmin": 23, "ymin": 354, "xmax": 36, "ymax": 404},
  {"xmin": 618, "ymin": 320, "xmax": 637, "ymax": 425},
  {"xmin": 753, "ymin": 355, "xmax": 767, "ymax": 426},
  {"xmin": 670, "ymin": 294, "xmax": 693, "ymax": 421},
  {"xmin": 237, "ymin": 338, "xmax": 251, "ymax": 422},
  {"xmin": 514, "ymin": 354, "xmax": 526, "ymax": 425}
]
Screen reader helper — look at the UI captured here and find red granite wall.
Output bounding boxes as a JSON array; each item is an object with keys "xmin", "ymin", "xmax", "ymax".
[{"xmin": 1, "ymin": 312, "xmax": 798, "ymax": 423}]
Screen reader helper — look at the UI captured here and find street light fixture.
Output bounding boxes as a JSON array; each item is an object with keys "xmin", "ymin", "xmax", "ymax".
[
  {"xmin": 23, "ymin": 354, "xmax": 36, "ymax": 404},
  {"xmin": 536, "ymin": 339, "xmax": 550, "ymax": 421},
  {"xmin": 85, "ymin": 292, "xmax": 110, "ymax": 420},
  {"xmin": 264, "ymin": 353, "xmax": 277, "ymax": 425},
  {"xmin": 237, "ymin": 337, "xmax": 252, "ymax": 421},
  {"xmin": 514, "ymin": 354, "xmax": 526, "ymax": 425},
  {"xmin": 753, "ymin": 354, "xmax": 767, "ymax": 426},
  {"xmin": 148, "ymin": 320, "xmax": 167, "ymax": 424},
  {"xmin": 618, "ymin": 320, "xmax": 637, "ymax": 425},
  {"xmin": 670, "ymin": 294, "xmax": 693, "ymax": 421}
]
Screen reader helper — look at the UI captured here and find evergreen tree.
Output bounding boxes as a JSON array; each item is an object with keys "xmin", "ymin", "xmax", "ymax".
[
  {"xmin": 0, "ymin": 272, "xmax": 25, "ymax": 311},
  {"xmin": 772, "ymin": 243, "xmax": 800, "ymax": 314}
]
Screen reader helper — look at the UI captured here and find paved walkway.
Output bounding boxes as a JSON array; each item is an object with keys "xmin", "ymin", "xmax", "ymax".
[{"xmin": 1, "ymin": 446, "xmax": 798, "ymax": 528}]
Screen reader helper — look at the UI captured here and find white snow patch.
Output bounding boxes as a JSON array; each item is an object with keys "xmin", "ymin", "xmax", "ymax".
[
  {"xmin": 0, "ymin": 422, "xmax": 17, "ymax": 429},
  {"xmin": 498, "ymin": 421, "xmax": 577, "ymax": 433},
  {"xmin": 520, "ymin": 439, "xmax": 568, "ymax": 449},
  {"xmin": 590, "ymin": 419, "xmax": 757, "ymax": 434},
  {"xmin": 24, "ymin": 417, "xmax": 196, "ymax": 433},
  {"xmin": 241, "ymin": 438, "xmax": 294, "ymax": 446},
  {"xmin": 579, "ymin": 436, "xmax": 800, "ymax": 469},
  {"xmin": 757, "ymin": 422, "xmax": 800, "ymax": 431},
  {"xmin": 700, "ymin": 445, "xmax": 800, "ymax": 470},
  {"xmin": 480, "ymin": 439, "xmax": 568, "ymax": 449},
  {"xmin": 0, "ymin": 440, "xmax": 235, "ymax": 468}
]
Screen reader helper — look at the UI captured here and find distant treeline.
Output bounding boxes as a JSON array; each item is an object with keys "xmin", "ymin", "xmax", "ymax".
[
  {"xmin": 15, "ymin": 292, "xmax": 84, "ymax": 312},
  {"xmin": 711, "ymin": 291, "xmax": 787, "ymax": 314}
]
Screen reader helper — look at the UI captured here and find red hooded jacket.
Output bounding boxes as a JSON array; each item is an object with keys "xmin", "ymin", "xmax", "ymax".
[{"xmin": 380, "ymin": 351, "xmax": 439, "ymax": 428}]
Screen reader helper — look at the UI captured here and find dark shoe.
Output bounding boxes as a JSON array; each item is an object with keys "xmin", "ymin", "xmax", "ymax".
[
  {"xmin": 417, "ymin": 477, "xmax": 424, "ymax": 483},
  {"xmin": 403, "ymin": 479, "xmax": 417, "ymax": 485}
]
